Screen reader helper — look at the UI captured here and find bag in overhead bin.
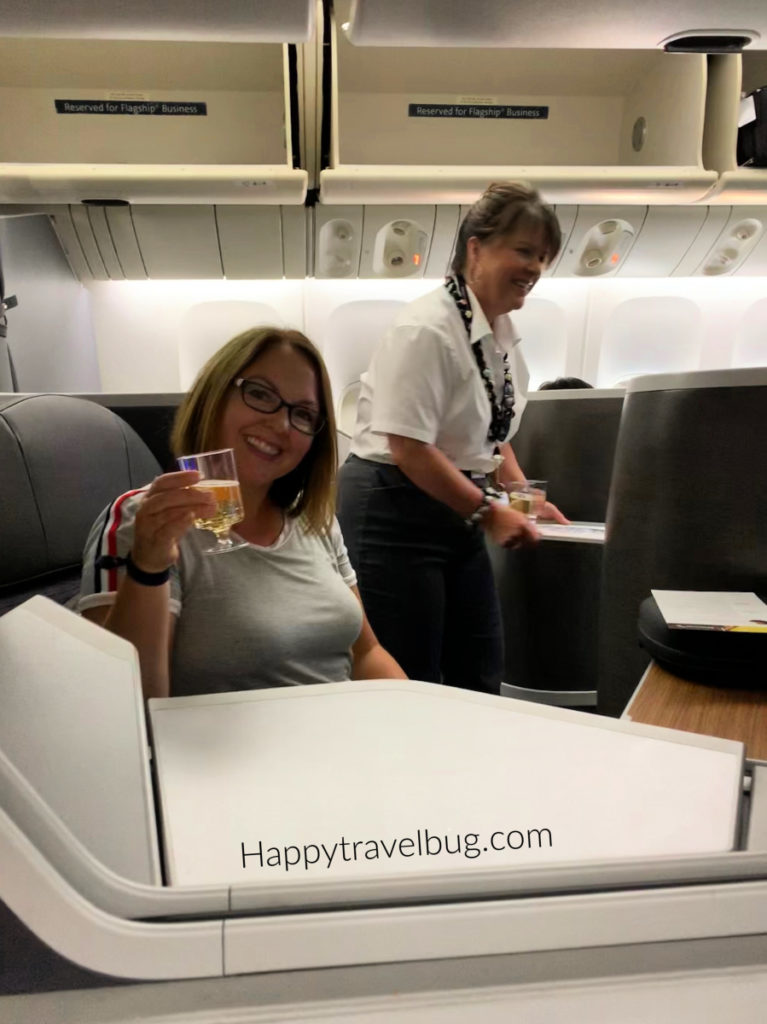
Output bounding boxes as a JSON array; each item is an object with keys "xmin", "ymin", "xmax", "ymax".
[{"xmin": 737, "ymin": 87, "xmax": 767, "ymax": 167}]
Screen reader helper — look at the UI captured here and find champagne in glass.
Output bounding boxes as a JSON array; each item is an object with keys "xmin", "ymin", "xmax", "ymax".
[
  {"xmin": 177, "ymin": 448, "xmax": 247, "ymax": 554},
  {"xmin": 507, "ymin": 480, "xmax": 547, "ymax": 522}
]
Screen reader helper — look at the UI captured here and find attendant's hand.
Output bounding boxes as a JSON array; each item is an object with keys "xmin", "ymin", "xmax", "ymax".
[
  {"xmin": 539, "ymin": 502, "xmax": 570, "ymax": 524},
  {"xmin": 482, "ymin": 502, "xmax": 539, "ymax": 549},
  {"xmin": 131, "ymin": 471, "xmax": 216, "ymax": 573}
]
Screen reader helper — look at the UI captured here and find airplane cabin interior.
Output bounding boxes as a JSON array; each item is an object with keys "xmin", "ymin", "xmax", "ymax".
[{"xmin": 1, "ymin": 1, "xmax": 767, "ymax": 1021}]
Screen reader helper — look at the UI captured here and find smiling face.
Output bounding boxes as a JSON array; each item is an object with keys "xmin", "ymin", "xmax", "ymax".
[
  {"xmin": 465, "ymin": 222, "xmax": 551, "ymax": 322},
  {"xmin": 217, "ymin": 342, "xmax": 320, "ymax": 499}
]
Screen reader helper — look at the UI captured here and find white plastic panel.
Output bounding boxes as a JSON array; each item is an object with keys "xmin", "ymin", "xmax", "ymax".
[
  {"xmin": 131, "ymin": 206, "xmax": 222, "ymax": 278},
  {"xmin": 224, "ymin": 881, "xmax": 767, "ymax": 977},
  {"xmin": 672, "ymin": 207, "xmax": 732, "ymax": 276},
  {"xmin": 0, "ymin": 806, "xmax": 224, "ymax": 981},
  {"xmin": 0, "ymin": 0, "xmax": 315, "ymax": 43},
  {"xmin": 555, "ymin": 207, "xmax": 647, "ymax": 278},
  {"xmin": 216, "ymin": 206, "xmax": 283, "ymax": 279},
  {"xmin": 315, "ymin": 205, "xmax": 363, "ymax": 278},
  {"xmin": 281, "ymin": 205, "xmax": 308, "ymax": 278},
  {"xmin": 320, "ymin": 166, "xmax": 718, "ymax": 207},
  {"xmin": 0, "ymin": 748, "xmax": 231, "ymax": 920},
  {"xmin": 596, "ymin": 296, "xmax": 704, "ymax": 386},
  {"xmin": 625, "ymin": 366, "xmax": 767, "ymax": 392},
  {"xmin": 0, "ymin": 598, "xmax": 160, "ymax": 885},
  {"xmin": 543, "ymin": 205, "xmax": 577, "ymax": 277},
  {"xmin": 68, "ymin": 205, "xmax": 109, "ymax": 280},
  {"xmin": 618, "ymin": 207, "xmax": 709, "ymax": 277},
  {"xmin": 425, "ymin": 205, "xmax": 460, "ymax": 278},
  {"xmin": 513, "ymin": 298, "xmax": 570, "ymax": 390},
  {"xmin": 692, "ymin": 207, "xmax": 767, "ymax": 277},
  {"xmin": 83, "ymin": 206, "xmax": 124, "ymax": 280},
  {"xmin": 320, "ymin": 298, "xmax": 404, "ymax": 407},
  {"xmin": 47, "ymin": 205, "xmax": 94, "ymax": 282},
  {"xmin": 346, "ymin": 0, "xmax": 767, "ymax": 49},
  {"xmin": 178, "ymin": 299, "xmax": 286, "ymax": 389},
  {"xmin": 734, "ymin": 299, "xmax": 767, "ymax": 368},
  {"xmin": 732, "ymin": 209, "xmax": 767, "ymax": 276},
  {"xmin": 150, "ymin": 681, "xmax": 740, "ymax": 888},
  {"xmin": 359, "ymin": 206, "xmax": 435, "ymax": 279},
  {"xmin": 105, "ymin": 205, "xmax": 148, "ymax": 279}
]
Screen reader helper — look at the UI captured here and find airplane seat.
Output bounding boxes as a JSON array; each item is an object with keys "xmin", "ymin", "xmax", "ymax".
[
  {"xmin": 321, "ymin": 299, "xmax": 404, "ymax": 420},
  {"xmin": 0, "ymin": 394, "xmax": 161, "ymax": 615},
  {"xmin": 597, "ymin": 369, "xmax": 767, "ymax": 718},
  {"xmin": 489, "ymin": 390, "xmax": 624, "ymax": 706},
  {"xmin": 337, "ymin": 380, "xmax": 362, "ymax": 436}
]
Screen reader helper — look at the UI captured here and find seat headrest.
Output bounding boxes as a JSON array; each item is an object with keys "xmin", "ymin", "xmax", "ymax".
[{"xmin": 0, "ymin": 394, "xmax": 161, "ymax": 587}]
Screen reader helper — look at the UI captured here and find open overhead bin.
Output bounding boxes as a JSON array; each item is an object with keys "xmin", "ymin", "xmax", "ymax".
[
  {"xmin": 320, "ymin": 2, "xmax": 719, "ymax": 205},
  {"xmin": 0, "ymin": 30, "xmax": 309, "ymax": 205},
  {"xmin": 345, "ymin": 0, "xmax": 767, "ymax": 51},
  {"xmin": 704, "ymin": 53, "xmax": 767, "ymax": 203}
]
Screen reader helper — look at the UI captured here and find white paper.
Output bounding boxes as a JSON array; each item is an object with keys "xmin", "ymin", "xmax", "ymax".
[
  {"xmin": 537, "ymin": 522, "xmax": 606, "ymax": 544},
  {"xmin": 651, "ymin": 590, "xmax": 767, "ymax": 631}
]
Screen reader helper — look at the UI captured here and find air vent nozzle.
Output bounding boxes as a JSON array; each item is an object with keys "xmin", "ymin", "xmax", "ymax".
[{"xmin": 660, "ymin": 29, "xmax": 759, "ymax": 53}]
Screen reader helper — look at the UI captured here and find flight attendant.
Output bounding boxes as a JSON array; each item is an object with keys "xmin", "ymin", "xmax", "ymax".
[{"xmin": 337, "ymin": 181, "xmax": 566, "ymax": 693}]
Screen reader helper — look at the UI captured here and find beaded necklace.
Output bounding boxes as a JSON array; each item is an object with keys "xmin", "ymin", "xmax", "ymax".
[{"xmin": 444, "ymin": 273, "xmax": 515, "ymax": 443}]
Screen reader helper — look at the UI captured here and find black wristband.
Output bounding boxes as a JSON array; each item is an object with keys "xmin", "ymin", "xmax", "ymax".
[{"xmin": 125, "ymin": 551, "xmax": 170, "ymax": 587}]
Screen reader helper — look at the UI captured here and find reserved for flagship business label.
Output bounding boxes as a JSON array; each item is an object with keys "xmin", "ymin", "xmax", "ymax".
[{"xmin": 55, "ymin": 98, "xmax": 207, "ymax": 116}]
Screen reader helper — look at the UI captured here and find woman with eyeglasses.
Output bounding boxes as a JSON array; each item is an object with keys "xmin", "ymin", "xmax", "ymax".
[{"xmin": 77, "ymin": 327, "xmax": 405, "ymax": 699}]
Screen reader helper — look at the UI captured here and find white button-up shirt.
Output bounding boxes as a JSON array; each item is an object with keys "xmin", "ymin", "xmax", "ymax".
[{"xmin": 350, "ymin": 283, "xmax": 529, "ymax": 474}]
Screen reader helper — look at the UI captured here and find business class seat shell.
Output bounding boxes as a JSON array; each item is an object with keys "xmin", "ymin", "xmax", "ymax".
[{"xmin": 0, "ymin": 393, "xmax": 160, "ymax": 612}]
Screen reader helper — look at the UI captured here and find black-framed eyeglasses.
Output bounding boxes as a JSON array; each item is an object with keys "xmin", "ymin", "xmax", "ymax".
[{"xmin": 234, "ymin": 378, "xmax": 326, "ymax": 436}]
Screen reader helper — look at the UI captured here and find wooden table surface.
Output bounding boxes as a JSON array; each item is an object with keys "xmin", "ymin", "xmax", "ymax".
[{"xmin": 626, "ymin": 663, "xmax": 767, "ymax": 761}]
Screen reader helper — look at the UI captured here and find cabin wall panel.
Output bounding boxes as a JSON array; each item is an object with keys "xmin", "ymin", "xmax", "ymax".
[{"xmin": 0, "ymin": 215, "xmax": 99, "ymax": 391}]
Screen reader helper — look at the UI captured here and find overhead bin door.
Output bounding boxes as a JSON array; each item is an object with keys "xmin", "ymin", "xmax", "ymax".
[
  {"xmin": 345, "ymin": 0, "xmax": 767, "ymax": 50},
  {"xmin": 0, "ymin": 0, "xmax": 316, "ymax": 43},
  {"xmin": 321, "ymin": 1, "xmax": 718, "ymax": 205},
  {"xmin": 0, "ymin": 37, "xmax": 307, "ymax": 205}
]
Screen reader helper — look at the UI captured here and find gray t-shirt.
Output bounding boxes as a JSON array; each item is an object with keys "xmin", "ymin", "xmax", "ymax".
[{"xmin": 78, "ymin": 490, "xmax": 362, "ymax": 696}]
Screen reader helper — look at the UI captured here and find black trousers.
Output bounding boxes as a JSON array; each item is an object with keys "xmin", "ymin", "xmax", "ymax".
[{"xmin": 337, "ymin": 456, "xmax": 504, "ymax": 693}]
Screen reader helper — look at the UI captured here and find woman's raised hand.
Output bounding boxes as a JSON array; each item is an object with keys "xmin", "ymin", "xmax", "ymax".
[
  {"xmin": 482, "ymin": 501, "xmax": 539, "ymax": 549},
  {"xmin": 130, "ymin": 471, "xmax": 217, "ymax": 573}
]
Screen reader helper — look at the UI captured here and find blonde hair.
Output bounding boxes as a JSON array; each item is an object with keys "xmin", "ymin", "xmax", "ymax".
[
  {"xmin": 452, "ymin": 181, "xmax": 562, "ymax": 275},
  {"xmin": 171, "ymin": 327, "xmax": 337, "ymax": 534}
]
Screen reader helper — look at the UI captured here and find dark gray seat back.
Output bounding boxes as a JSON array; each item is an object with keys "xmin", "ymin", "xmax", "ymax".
[
  {"xmin": 511, "ymin": 389, "xmax": 624, "ymax": 521},
  {"xmin": 0, "ymin": 394, "xmax": 161, "ymax": 611},
  {"xmin": 598, "ymin": 369, "xmax": 767, "ymax": 717},
  {"xmin": 491, "ymin": 390, "xmax": 624, "ymax": 702}
]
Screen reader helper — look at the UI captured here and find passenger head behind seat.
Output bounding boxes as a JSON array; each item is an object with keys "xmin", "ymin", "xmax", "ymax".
[{"xmin": 0, "ymin": 394, "xmax": 160, "ymax": 613}]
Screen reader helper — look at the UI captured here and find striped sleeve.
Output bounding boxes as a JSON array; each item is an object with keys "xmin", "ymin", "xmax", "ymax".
[{"xmin": 77, "ymin": 489, "xmax": 182, "ymax": 615}]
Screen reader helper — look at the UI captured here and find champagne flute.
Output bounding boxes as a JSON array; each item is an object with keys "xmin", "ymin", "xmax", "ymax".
[{"xmin": 176, "ymin": 448, "xmax": 248, "ymax": 554}]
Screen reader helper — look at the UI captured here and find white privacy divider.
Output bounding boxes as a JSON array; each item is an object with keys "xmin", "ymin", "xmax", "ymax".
[{"xmin": 149, "ymin": 680, "xmax": 742, "ymax": 888}]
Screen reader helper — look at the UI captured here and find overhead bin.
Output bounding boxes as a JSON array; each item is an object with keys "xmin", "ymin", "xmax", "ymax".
[
  {"xmin": 704, "ymin": 53, "xmax": 767, "ymax": 203},
  {"xmin": 48, "ymin": 204, "xmax": 308, "ymax": 280},
  {"xmin": 0, "ymin": 0, "xmax": 315, "ymax": 44},
  {"xmin": 345, "ymin": 0, "xmax": 767, "ymax": 51},
  {"xmin": 320, "ymin": 1, "xmax": 719, "ymax": 206},
  {"xmin": 0, "ymin": 36, "xmax": 307, "ymax": 205}
]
